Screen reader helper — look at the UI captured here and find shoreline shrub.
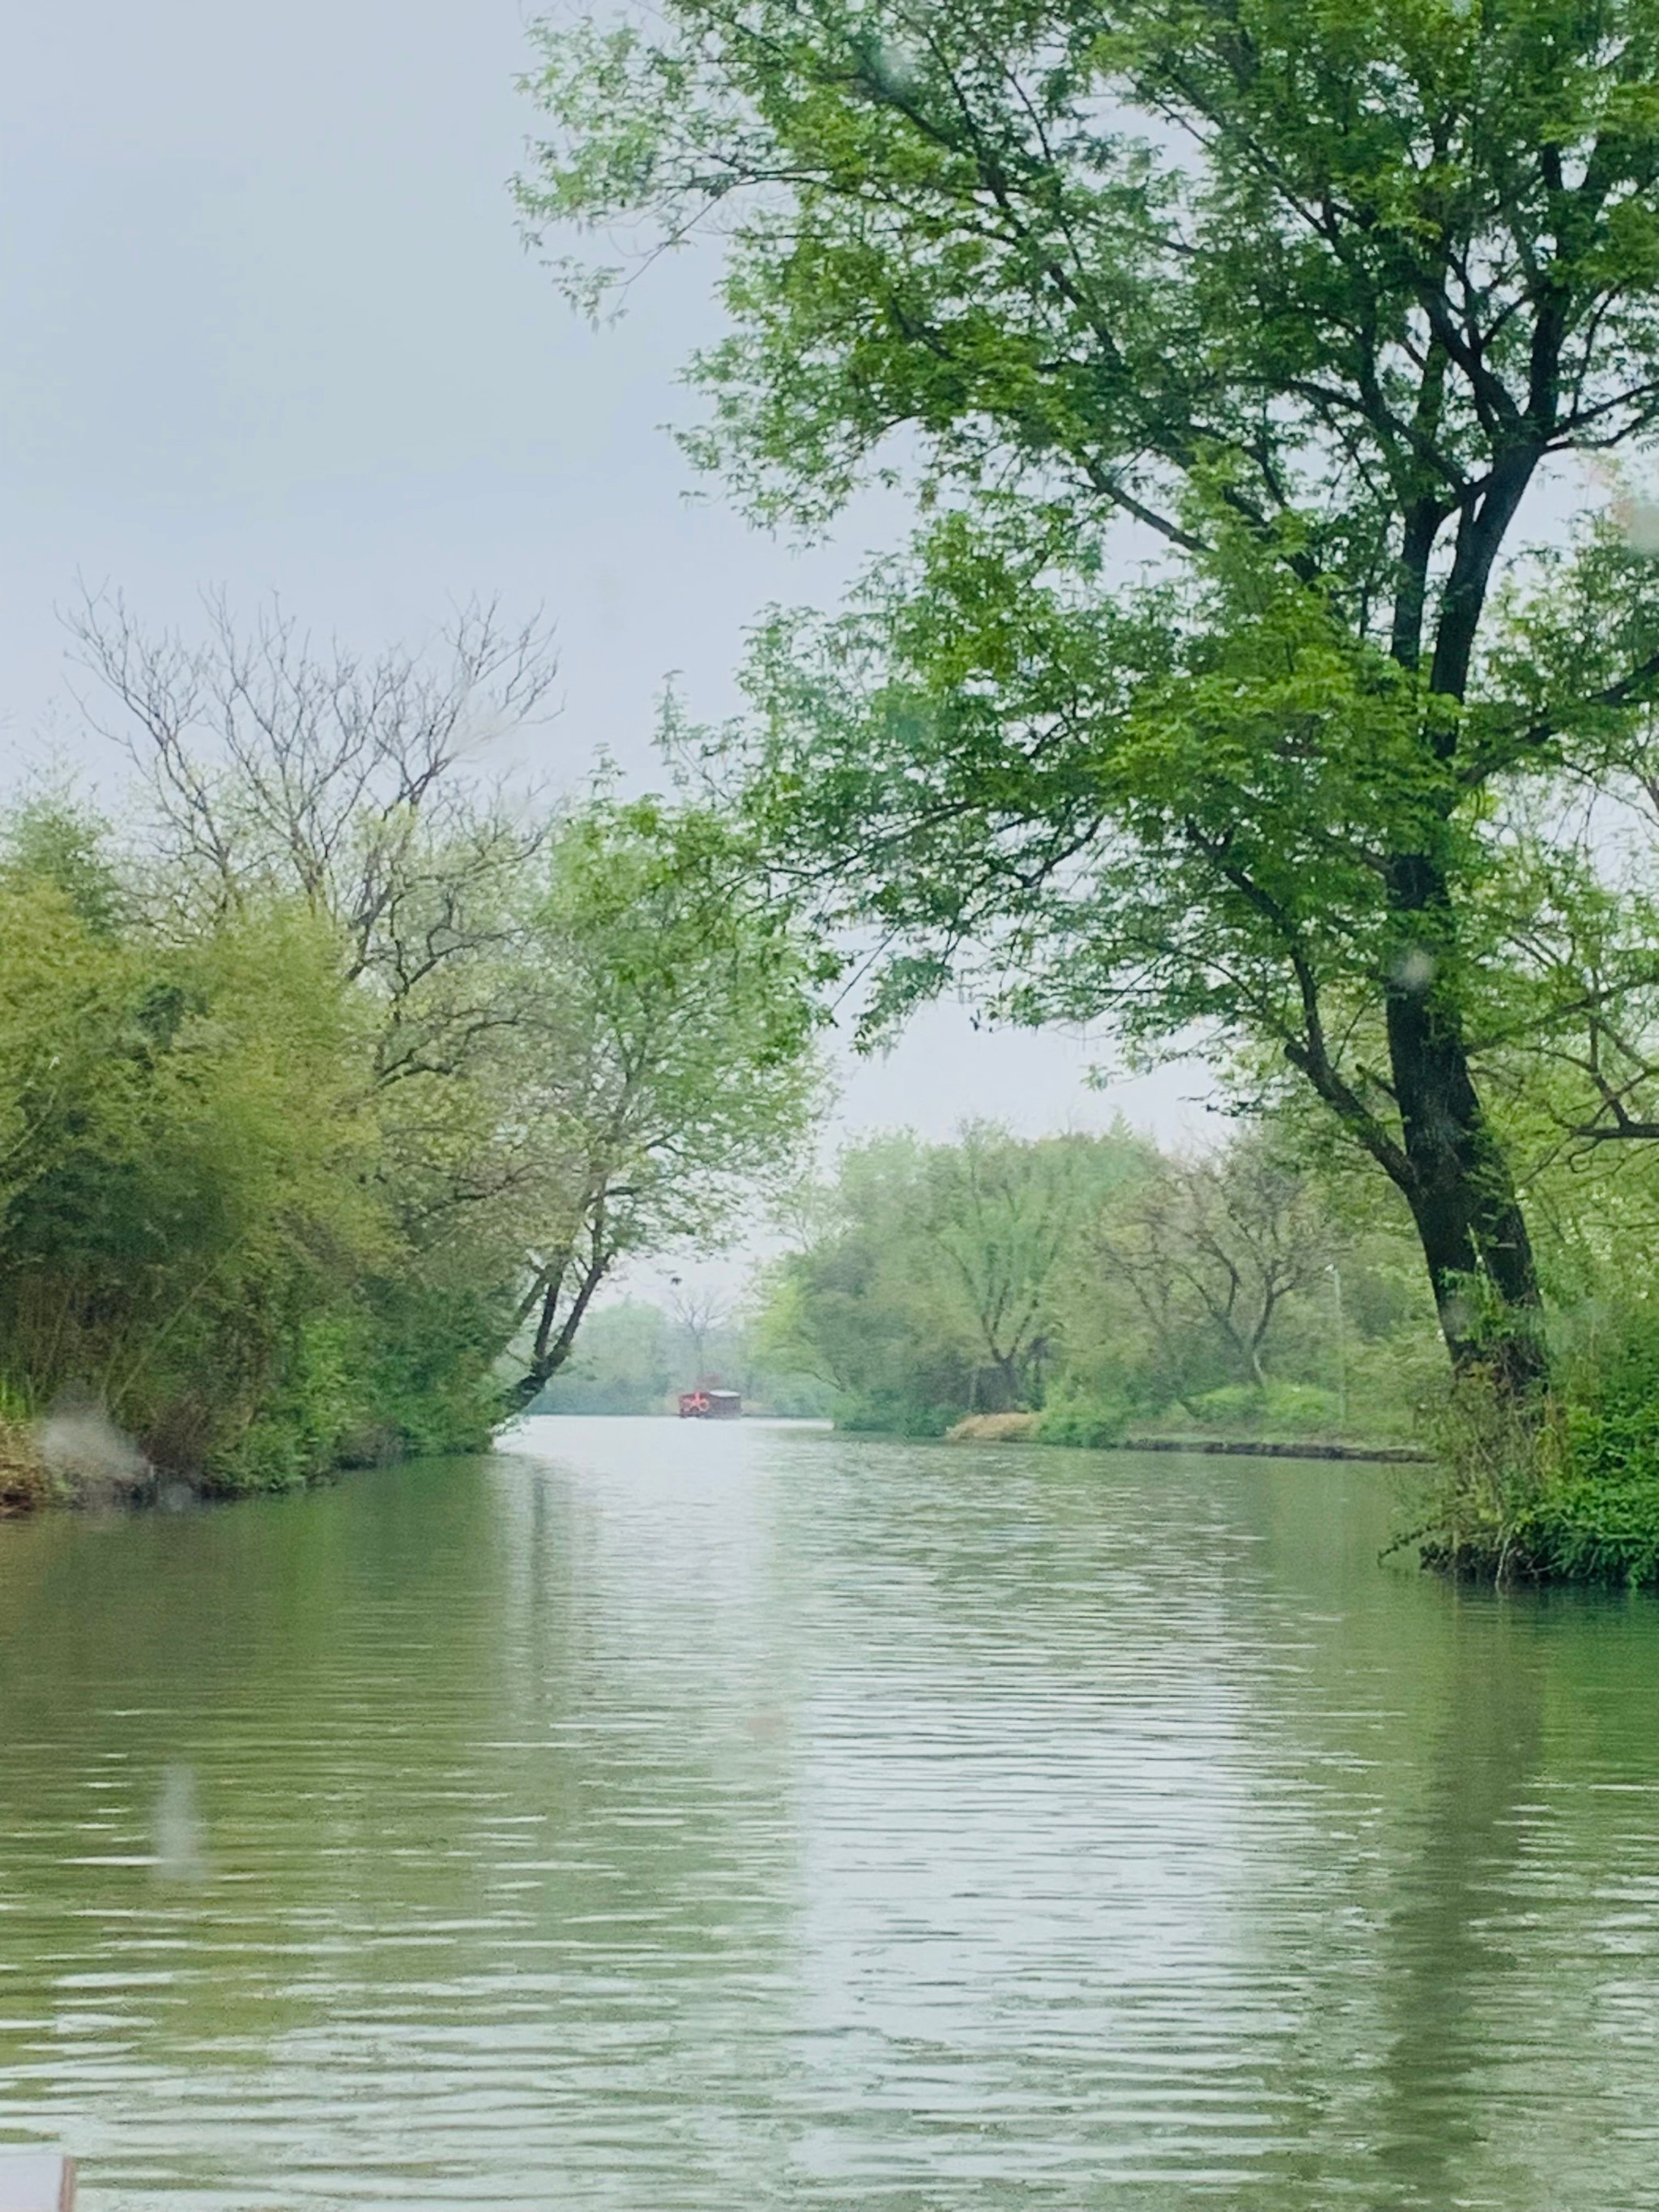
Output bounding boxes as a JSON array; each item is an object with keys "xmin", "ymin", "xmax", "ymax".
[{"xmin": 1421, "ymin": 1308, "xmax": 1659, "ymax": 1587}]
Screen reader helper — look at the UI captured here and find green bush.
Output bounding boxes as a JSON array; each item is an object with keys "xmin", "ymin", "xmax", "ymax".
[
  {"xmin": 1516, "ymin": 1314, "xmax": 1659, "ymax": 1586},
  {"xmin": 1422, "ymin": 1307, "xmax": 1659, "ymax": 1587},
  {"xmin": 1038, "ymin": 1389, "xmax": 1132, "ymax": 1447},
  {"xmin": 1517, "ymin": 1441, "xmax": 1659, "ymax": 1586},
  {"xmin": 357, "ymin": 1280, "xmax": 508, "ymax": 1458},
  {"xmin": 1187, "ymin": 1381, "xmax": 1341, "ymax": 1436},
  {"xmin": 835, "ymin": 1389, "xmax": 959, "ymax": 1437}
]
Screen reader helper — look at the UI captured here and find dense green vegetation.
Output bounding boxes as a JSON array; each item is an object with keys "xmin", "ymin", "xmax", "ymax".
[
  {"xmin": 522, "ymin": 0, "xmax": 1659, "ymax": 1578},
  {"xmin": 0, "ymin": 604, "xmax": 821, "ymax": 1507}
]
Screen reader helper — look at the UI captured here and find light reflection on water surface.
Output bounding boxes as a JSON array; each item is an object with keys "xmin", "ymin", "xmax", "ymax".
[{"xmin": 2, "ymin": 1416, "xmax": 1658, "ymax": 2209}]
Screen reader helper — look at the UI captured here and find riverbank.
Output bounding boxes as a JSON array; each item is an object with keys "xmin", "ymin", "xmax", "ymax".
[
  {"xmin": 944, "ymin": 1411, "xmax": 1430, "ymax": 1463},
  {"xmin": 0, "ymin": 1411, "xmax": 430, "ymax": 1519},
  {"xmin": 0, "ymin": 1415, "xmax": 170, "ymax": 1517}
]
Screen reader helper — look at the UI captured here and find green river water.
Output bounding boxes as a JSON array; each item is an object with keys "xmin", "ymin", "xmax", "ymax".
[{"xmin": 2, "ymin": 1417, "xmax": 1658, "ymax": 2210}]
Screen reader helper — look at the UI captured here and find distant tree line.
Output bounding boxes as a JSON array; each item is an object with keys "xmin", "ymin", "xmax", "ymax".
[
  {"xmin": 753, "ymin": 1121, "xmax": 1448, "ymax": 1443},
  {"xmin": 529, "ymin": 1296, "xmax": 834, "ymax": 1418}
]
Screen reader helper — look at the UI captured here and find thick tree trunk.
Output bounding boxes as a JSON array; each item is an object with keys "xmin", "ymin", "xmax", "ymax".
[
  {"xmin": 1375, "ymin": 444, "xmax": 1550, "ymax": 1395},
  {"xmin": 1384, "ymin": 860, "xmax": 1546, "ymax": 1392}
]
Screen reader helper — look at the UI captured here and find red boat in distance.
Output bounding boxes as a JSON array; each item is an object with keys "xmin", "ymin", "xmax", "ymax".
[{"xmin": 678, "ymin": 1389, "xmax": 741, "ymax": 1420}]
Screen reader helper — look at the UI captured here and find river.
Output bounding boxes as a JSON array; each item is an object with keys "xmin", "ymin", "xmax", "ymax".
[{"xmin": 2, "ymin": 1417, "xmax": 1657, "ymax": 2210}]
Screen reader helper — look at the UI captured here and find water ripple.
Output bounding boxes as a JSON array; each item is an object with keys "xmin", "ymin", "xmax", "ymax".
[{"xmin": 1, "ymin": 1420, "xmax": 1657, "ymax": 2207}]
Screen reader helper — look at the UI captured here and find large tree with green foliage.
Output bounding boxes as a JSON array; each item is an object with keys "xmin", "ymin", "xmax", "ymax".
[{"xmin": 522, "ymin": 0, "xmax": 1659, "ymax": 1388}]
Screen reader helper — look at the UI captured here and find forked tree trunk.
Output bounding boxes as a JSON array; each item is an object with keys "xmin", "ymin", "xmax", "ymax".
[{"xmin": 505, "ymin": 1253, "xmax": 611, "ymax": 1416}]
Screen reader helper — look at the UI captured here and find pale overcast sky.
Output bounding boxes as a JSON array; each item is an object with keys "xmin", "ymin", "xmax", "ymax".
[{"xmin": 0, "ymin": 0, "xmax": 1212, "ymax": 1151}]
